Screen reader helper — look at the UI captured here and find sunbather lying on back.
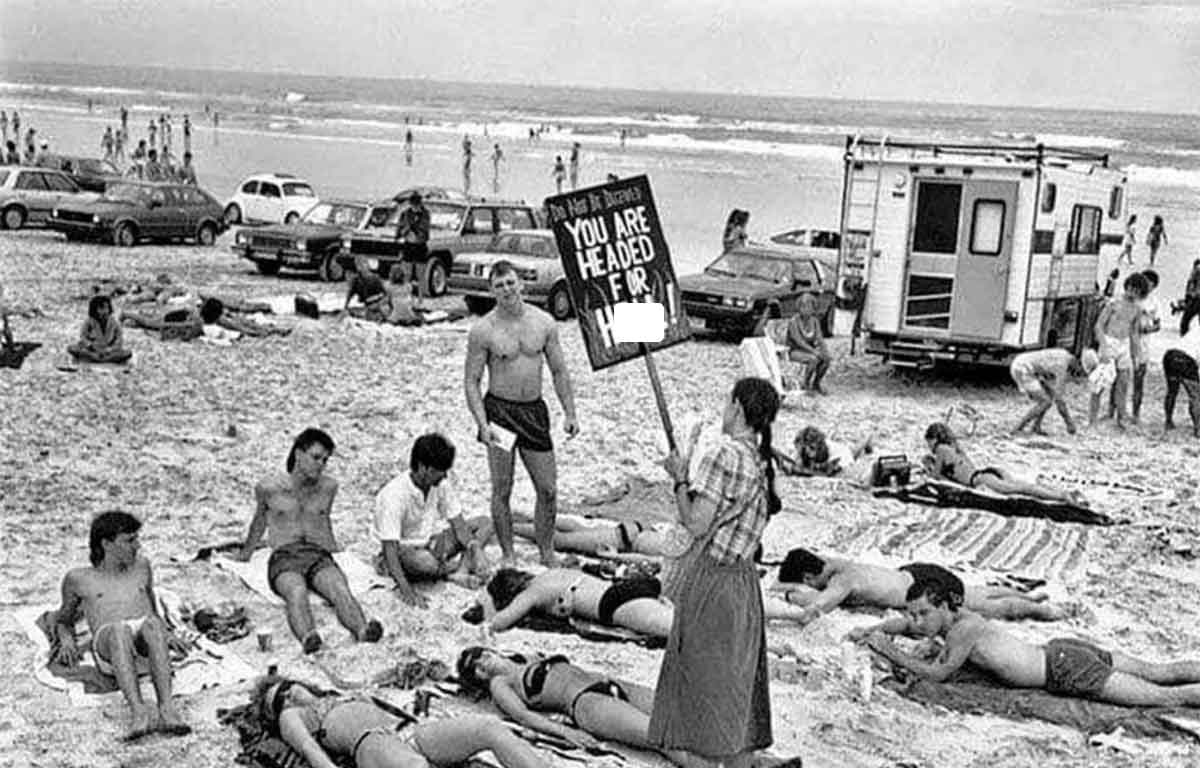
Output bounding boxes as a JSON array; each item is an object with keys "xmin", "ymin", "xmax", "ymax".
[
  {"xmin": 774, "ymin": 548, "xmax": 1072, "ymax": 624},
  {"xmin": 852, "ymin": 566, "xmax": 1200, "ymax": 707},
  {"xmin": 510, "ymin": 515, "xmax": 689, "ymax": 562},
  {"xmin": 923, "ymin": 422, "xmax": 1087, "ymax": 506}
]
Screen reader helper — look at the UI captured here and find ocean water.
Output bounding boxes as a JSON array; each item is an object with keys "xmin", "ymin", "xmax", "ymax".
[{"xmin": 2, "ymin": 60, "xmax": 1198, "ymax": 295}]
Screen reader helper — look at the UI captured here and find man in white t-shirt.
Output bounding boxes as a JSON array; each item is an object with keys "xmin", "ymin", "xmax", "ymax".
[{"xmin": 374, "ymin": 433, "xmax": 492, "ymax": 607}]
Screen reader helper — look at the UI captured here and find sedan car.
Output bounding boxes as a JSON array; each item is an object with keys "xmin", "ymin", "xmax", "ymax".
[
  {"xmin": 448, "ymin": 229, "xmax": 573, "ymax": 320},
  {"xmin": 42, "ymin": 155, "xmax": 124, "ymax": 193},
  {"xmin": 679, "ymin": 245, "xmax": 837, "ymax": 339},
  {"xmin": 0, "ymin": 166, "xmax": 98, "ymax": 230},
  {"xmin": 231, "ymin": 199, "xmax": 396, "ymax": 280},
  {"xmin": 47, "ymin": 181, "xmax": 225, "ymax": 246}
]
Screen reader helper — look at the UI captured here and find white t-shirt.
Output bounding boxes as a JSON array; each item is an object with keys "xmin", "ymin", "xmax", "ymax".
[
  {"xmin": 374, "ymin": 472, "xmax": 461, "ymax": 547},
  {"xmin": 826, "ymin": 440, "xmax": 856, "ymax": 474}
]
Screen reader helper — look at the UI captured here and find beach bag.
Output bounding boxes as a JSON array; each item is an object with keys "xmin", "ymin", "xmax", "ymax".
[{"xmin": 739, "ymin": 336, "xmax": 783, "ymax": 394}]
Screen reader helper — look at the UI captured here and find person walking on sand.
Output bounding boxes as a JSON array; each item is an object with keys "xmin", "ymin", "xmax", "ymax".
[
  {"xmin": 1147, "ymin": 215, "xmax": 1167, "ymax": 266},
  {"xmin": 1120, "ymin": 214, "xmax": 1137, "ymax": 266},
  {"xmin": 491, "ymin": 143, "xmax": 504, "ymax": 193},
  {"xmin": 404, "ymin": 128, "xmax": 414, "ymax": 166},
  {"xmin": 182, "ymin": 114, "xmax": 191, "ymax": 154},
  {"xmin": 569, "ymin": 142, "xmax": 581, "ymax": 189},
  {"xmin": 462, "ymin": 134, "xmax": 474, "ymax": 195},
  {"xmin": 652, "ymin": 377, "xmax": 784, "ymax": 768},
  {"xmin": 11, "ymin": 111, "xmax": 19, "ymax": 144},
  {"xmin": 53, "ymin": 512, "xmax": 192, "ymax": 741},
  {"xmin": 119, "ymin": 105, "xmax": 128, "ymax": 134},
  {"xmin": 552, "ymin": 156, "xmax": 566, "ymax": 194},
  {"xmin": 114, "ymin": 127, "xmax": 126, "ymax": 163},
  {"xmin": 0, "ymin": 111, "xmax": 7, "ymax": 145},
  {"xmin": 236, "ymin": 428, "xmax": 384, "ymax": 653},
  {"xmin": 147, "ymin": 118, "xmax": 157, "ymax": 149},
  {"xmin": 464, "ymin": 261, "xmax": 579, "ymax": 568},
  {"xmin": 1181, "ymin": 260, "xmax": 1200, "ymax": 336},
  {"xmin": 101, "ymin": 126, "xmax": 115, "ymax": 161}
]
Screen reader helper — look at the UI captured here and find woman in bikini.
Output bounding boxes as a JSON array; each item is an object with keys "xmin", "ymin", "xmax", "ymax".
[
  {"xmin": 458, "ymin": 646, "xmax": 697, "ymax": 763},
  {"xmin": 255, "ymin": 675, "xmax": 544, "ymax": 768},
  {"xmin": 511, "ymin": 515, "xmax": 689, "ymax": 562},
  {"xmin": 922, "ymin": 422, "xmax": 1086, "ymax": 505},
  {"xmin": 473, "ymin": 567, "xmax": 672, "ymax": 638}
]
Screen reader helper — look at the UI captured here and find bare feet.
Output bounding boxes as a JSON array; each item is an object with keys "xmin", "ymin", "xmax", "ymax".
[
  {"xmin": 301, "ymin": 631, "xmax": 323, "ymax": 654},
  {"xmin": 156, "ymin": 703, "xmax": 192, "ymax": 737},
  {"xmin": 123, "ymin": 705, "xmax": 154, "ymax": 742},
  {"xmin": 358, "ymin": 620, "xmax": 383, "ymax": 643}
]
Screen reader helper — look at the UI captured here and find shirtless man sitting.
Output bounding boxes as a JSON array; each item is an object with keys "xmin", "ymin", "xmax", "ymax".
[
  {"xmin": 374, "ymin": 432, "xmax": 494, "ymax": 607},
  {"xmin": 853, "ymin": 565, "xmax": 1200, "ymax": 706},
  {"xmin": 237, "ymin": 427, "xmax": 382, "ymax": 653},
  {"xmin": 53, "ymin": 512, "xmax": 191, "ymax": 741},
  {"xmin": 464, "ymin": 260, "xmax": 578, "ymax": 567},
  {"xmin": 775, "ymin": 548, "xmax": 1071, "ymax": 624}
]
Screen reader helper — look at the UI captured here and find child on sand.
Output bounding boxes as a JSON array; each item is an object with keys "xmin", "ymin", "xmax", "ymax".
[
  {"xmin": 1093, "ymin": 272, "xmax": 1151, "ymax": 428},
  {"xmin": 853, "ymin": 566, "xmax": 1200, "ymax": 707},
  {"xmin": 53, "ymin": 512, "xmax": 191, "ymax": 740},
  {"xmin": 68, "ymin": 295, "xmax": 132, "ymax": 363},
  {"xmin": 1008, "ymin": 347, "xmax": 1080, "ymax": 435}
]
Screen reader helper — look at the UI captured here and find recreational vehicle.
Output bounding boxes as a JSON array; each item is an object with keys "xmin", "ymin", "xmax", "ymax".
[{"xmin": 837, "ymin": 137, "xmax": 1126, "ymax": 368}]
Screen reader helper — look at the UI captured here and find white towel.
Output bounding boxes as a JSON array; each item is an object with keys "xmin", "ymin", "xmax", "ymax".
[{"xmin": 213, "ymin": 548, "xmax": 389, "ymax": 605}]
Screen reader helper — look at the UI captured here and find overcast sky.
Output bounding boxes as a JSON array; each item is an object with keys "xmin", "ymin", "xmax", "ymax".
[{"xmin": 2, "ymin": 0, "xmax": 1197, "ymax": 113}]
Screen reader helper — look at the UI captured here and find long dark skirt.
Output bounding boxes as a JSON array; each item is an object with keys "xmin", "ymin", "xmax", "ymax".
[{"xmin": 648, "ymin": 548, "xmax": 772, "ymax": 758}]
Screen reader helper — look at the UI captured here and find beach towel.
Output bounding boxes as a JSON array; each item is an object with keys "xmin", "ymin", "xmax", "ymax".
[
  {"xmin": 213, "ymin": 548, "xmax": 390, "ymax": 605},
  {"xmin": 882, "ymin": 666, "xmax": 1200, "ymax": 743},
  {"xmin": 13, "ymin": 588, "xmax": 256, "ymax": 707},
  {"xmin": 875, "ymin": 478, "xmax": 1114, "ymax": 526}
]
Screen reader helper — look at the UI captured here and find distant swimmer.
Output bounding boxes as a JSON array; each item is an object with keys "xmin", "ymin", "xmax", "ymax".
[
  {"xmin": 491, "ymin": 143, "xmax": 503, "ymax": 193},
  {"xmin": 552, "ymin": 155, "xmax": 566, "ymax": 194},
  {"xmin": 569, "ymin": 142, "xmax": 581, "ymax": 189},
  {"xmin": 404, "ymin": 128, "xmax": 414, "ymax": 166}
]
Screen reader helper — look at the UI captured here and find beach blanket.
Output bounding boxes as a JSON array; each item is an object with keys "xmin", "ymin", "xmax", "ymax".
[
  {"xmin": 845, "ymin": 507, "xmax": 1093, "ymax": 583},
  {"xmin": 13, "ymin": 588, "xmax": 256, "ymax": 707},
  {"xmin": 875, "ymin": 478, "xmax": 1114, "ymax": 526},
  {"xmin": 882, "ymin": 666, "xmax": 1200, "ymax": 743},
  {"xmin": 213, "ymin": 548, "xmax": 390, "ymax": 605}
]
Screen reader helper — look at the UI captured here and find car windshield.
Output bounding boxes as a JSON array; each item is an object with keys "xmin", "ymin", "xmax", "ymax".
[
  {"xmin": 283, "ymin": 182, "xmax": 316, "ymax": 197},
  {"xmin": 490, "ymin": 233, "xmax": 556, "ymax": 258},
  {"xmin": 706, "ymin": 252, "xmax": 792, "ymax": 283},
  {"xmin": 78, "ymin": 158, "xmax": 119, "ymax": 175},
  {"xmin": 102, "ymin": 183, "xmax": 151, "ymax": 203},
  {"xmin": 427, "ymin": 202, "xmax": 465, "ymax": 232},
  {"xmin": 303, "ymin": 202, "xmax": 367, "ymax": 228}
]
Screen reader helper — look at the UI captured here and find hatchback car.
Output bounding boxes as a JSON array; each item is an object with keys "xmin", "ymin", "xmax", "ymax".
[
  {"xmin": 679, "ymin": 245, "xmax": 837, "ymax": 339},
  {"xmin": 48, "ymin": 181, "xmax": 225, "ymax": 246},
  {"xmin": 0, "ymin": 166, "xmax": 98, "ymax": 229},
  {"xmin": 448, "ymin": 229, "xmax": 573, "ymax": 319},
  {"xmin": 42, "ymin": 155, "xmax": 124, "ymax": 193},
  {"xmin": 223, "ymin": 173, "xmax": 318, "ymax": 226}
]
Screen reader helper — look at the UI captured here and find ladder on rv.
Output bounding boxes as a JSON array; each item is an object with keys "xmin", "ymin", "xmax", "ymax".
[{"xmin": 839, "ymin": 134, "xmax": 887, "ymax": 353}]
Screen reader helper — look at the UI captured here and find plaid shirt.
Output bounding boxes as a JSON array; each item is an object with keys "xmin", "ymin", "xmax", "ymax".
[{"xmin": 689, "ymin": 433, "xmax": 768, "ymax": 563}]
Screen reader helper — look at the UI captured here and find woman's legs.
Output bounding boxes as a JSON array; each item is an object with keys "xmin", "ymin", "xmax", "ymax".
[
  {"xmin": 410, "ymin": 715, "xmax": 543, "ymax": 768},
  {"xmin": 612, "ymin": 598, "xmax": 674, "ymax": 638},
  {"xmin": 974, "ymin": 471, "xmax": 1073, "ymax": 503}
]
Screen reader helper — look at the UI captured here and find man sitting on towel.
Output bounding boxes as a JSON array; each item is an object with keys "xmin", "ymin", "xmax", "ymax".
[
  {"xmin": 237, "ymin": 427, "xmax": 383, "ymax": 654},
  {"xmin": 53, "ymin": 511, "xmax": 191, "ymax": 741},
  {"xmin": 852, "ymin": 565, "xmax": 1200, "ymax": 706},
  {"xmin": 775, "ymin": 548, "xmax": 1072, "ymax": 624},
  {"xmin": 375, "ymin": 432, "xmax": 493, "ymax": 607}
]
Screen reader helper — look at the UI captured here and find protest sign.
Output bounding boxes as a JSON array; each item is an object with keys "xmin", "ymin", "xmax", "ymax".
[{"xmin": 545, "ymin": 175, "xmax": 689, "ymax": 371}]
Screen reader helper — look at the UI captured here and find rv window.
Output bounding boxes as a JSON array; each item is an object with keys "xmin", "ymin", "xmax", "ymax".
[
  {"xmin": 912, "ymin": 182, "xmax": 961, "ymax": 254},
  {"xmin": 969, "ymin": 200, "xmax": 1005, "ymax": 256},
  {"xmin": 1067, "ymin": 205, "xmax": 1102, "ymax": 254},
  {"xmin": 1041, "ymin": 182, "xmax": 1056, "ymax": 213},
  {"xmin": 1108, "ymin": 186, "xmax": 1124, "ymax": 219}
]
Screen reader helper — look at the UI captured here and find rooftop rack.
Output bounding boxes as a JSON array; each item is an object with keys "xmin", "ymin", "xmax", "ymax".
[{"xmin": 844, "ymin": 135, "xmax": 1110, "ymax": 168}]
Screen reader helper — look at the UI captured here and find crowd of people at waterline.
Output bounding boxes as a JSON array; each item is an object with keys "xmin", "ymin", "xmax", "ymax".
[{"xmin": 46, "ymin": 252, "xmax": 1200, "ymax": 768}]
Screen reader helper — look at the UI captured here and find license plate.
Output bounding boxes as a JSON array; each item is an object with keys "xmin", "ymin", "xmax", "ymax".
[{"xmin": 283, "ymin": 254, "xmax": 309, "ymax": 266}]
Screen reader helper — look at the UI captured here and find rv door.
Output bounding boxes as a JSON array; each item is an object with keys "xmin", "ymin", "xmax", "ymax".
[{"xmin": 950, "ymin": 181, "xmax": 1018, "ymax": 339}]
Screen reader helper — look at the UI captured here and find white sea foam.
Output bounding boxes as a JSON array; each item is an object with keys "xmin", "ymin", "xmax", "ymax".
[
  {"xmin": 1035, "ymin": 133, "xmax": 1126, "ymax": 150},
  {"xmin": 1126, "ymin": 164, "xmax": 1200, "ymax": 190}
]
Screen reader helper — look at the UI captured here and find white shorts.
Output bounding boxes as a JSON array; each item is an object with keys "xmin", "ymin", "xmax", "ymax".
[{"xmin": 1100, "ymin": 334, "xmax": 1134, "ymax": 371}]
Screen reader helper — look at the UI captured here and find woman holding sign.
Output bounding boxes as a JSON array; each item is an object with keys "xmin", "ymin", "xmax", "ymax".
[{"xmin": 651, "ymin": 377, "xmax": 783, "ymax": 768}]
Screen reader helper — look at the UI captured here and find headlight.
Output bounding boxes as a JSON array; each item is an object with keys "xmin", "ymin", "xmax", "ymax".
[
  {"xmin": 294, "ymin": 239, "xmax": 307, "ymax": 251},
  {"xmin": 340, "ymin": 236, "xmax": 351, "ymax": 250},
  {"xmin": 235, "ymin": 231, "xmax": 247, "ymax": 244},
  {"xmin": 51, "ymin": 209, "xmax": 58, "ymax": 218},
  {"xmin": 723, "ymin": 296, "xmax": 749, "ymax": 308},
  {"xmin": 92, "ymin": 214, "xmax": 101, "ymax": 224},
  {"xmin": 366, "ymin": 258, "xmax": 379, "ymax": 271}
]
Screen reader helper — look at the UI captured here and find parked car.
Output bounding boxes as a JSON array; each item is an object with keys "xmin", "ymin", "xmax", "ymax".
[
  {"xmin": 449, "ymin": 229, "xmax": 573, "ymax": 319},
  {"xmin": 231, "ymin": 199, "xmax": 396, "ymax": 280},
  {"xmin": 0, "ymin": 166, "xmax": 98, "ymax": 230},
  {"xmin": 392, "ymin": 185, "xmax": 468, "ymax": 204},
  {"xmin": 337, "ymin": 196, "xmax": 540, "ymax": 297},
  {"xmin": 768, "ymin": 226, "xmax": 870, "ymax": 309},
  {"xmin": 41, "ymin": 154, "xmax": 124, "ymax": 192},
  {"xmin": 679, "ymin": 245, "xmax": 837, "ymax": 339},
  {"xmin": 47, "ymin": 180, "xmax": 225, "ymax": 246},
  {"xmin": 223, "ymin": 173, "xmax": 318, "ymax": 226}
]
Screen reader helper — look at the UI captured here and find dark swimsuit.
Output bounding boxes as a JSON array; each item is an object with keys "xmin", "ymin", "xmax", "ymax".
[
  {"xmin": 521, "ymin": 654, "xmax": 630, "ymax": 724},
  {"xmin": 484, "ymin": 393, "xmax": 553, "ymax": 452},
  {"xmin": 285, "ymin": 692, "xmax": 415, "ymax": 764},
  {"xmin": 616, "ymin": 521, "xmax": 644, "ymax": 553},
  {"xmin": 597, "ymin": 576, "xmax": 662, "ymax": 625}
]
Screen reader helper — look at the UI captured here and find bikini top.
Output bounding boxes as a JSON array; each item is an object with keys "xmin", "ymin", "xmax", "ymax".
[{"xmin": 522, "ymin": 654, "xmax": 570, "ymax": 700}]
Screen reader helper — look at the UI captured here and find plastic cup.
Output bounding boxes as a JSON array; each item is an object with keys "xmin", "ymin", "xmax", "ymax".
[{"xmin": 256, "ymin": 629, "xmax": 273, "ymax": 652}]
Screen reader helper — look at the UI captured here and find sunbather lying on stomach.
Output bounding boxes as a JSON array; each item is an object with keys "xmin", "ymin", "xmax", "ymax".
[
  {"xmin": 773, "ymin": 548, "xmax": 1073, "ymax": 624},
  {"xmin": 851, "ymin": 564, "xmax": 1200, "ymax": 706}
]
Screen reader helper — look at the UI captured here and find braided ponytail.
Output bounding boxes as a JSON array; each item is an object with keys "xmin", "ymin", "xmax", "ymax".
[{"xmin": 732, "ymin": 377, "xmax": 782, "ymax": 516}]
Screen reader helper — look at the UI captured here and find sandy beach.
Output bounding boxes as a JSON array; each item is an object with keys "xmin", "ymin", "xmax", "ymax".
[{"xmin": 4, "ymin": 103, "xmax": 1200, "ymax": 768}]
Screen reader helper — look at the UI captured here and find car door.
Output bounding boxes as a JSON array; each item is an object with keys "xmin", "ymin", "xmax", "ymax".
[
  {"xmin": 460, "ymin": 206, "xmax": 496, "ymax": 253},
  {"xmin": 13, "ymin": 170, "xmax": 53, "ymax": 222},
  {"xmin": 257, "ymin": 181, "xmax": 283, "ymax": 223},
  {"xmin": 238, "ymin": 180, "xmax": 260, "ymax": 220},
  {"xmin": 40, "ymin": 171, "xmax": 83, "ymax": 219},
  {"xmin": 164, "ymin": 187, "xmax": 194, "ymax": 236},
  {"xmin": 140, "ymin": 186, "xmax": 174, "ymax": 238}
]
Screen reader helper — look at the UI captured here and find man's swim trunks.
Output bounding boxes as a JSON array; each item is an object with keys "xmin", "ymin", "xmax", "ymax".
[
  {"xmin": 597, "ymin": 576, "xmax": 662, "ymax": 625},
  {"xmin": 1164, "ymin": 349, "xmax": 1200, "ymax": 382},
  {"xmin": 484, "ymin": 392, "xmax": 552, "ymax": 452},
  {"xmin": 268, "ymin": 541, "xmax": 339, "ymax": 595},
  {"xmin": 1044, "ymin": 637, "xmax": 1113, "ymax": 698}
]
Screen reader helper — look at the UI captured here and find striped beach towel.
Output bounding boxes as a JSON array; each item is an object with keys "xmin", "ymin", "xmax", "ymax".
[{"xmin": 847, "ymin": 508, "xmax": 1091, "ymax": 583}]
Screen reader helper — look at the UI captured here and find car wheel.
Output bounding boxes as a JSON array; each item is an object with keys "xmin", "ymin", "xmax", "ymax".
[
  {"xmin": 284, "ymin": 211, "xmax": 300, "ymax": 224},
  {"xmin": 319, "ymin": 250, "xmax": 346, "ymax": 282},
  {"xmin": 464, "ymin": 296, "xmax": 495, "ymax": 315},
  {"xmin": 223, "ymin": 203, "xmax": 242, "ymax": 226},
  {"xmin": 548, "ymin": 282, "xmax": 574, "ymax": 321},
  {"xmin": 821, "ymin": 305, "xmax": 836, "ymax": 338},
  {"xmin": 426, "ymin": 259, "xmax": 449, "ymax": 297},
  {"xmin": 196, "ymin": 222, "xmax": 217, "ymax": 246},
  {"xmin": 1, "ymin": 205, "xmax": 26, "ymax": 230},
  {"xmin": 114, "ymin": 222, "xmax": 137, "ymax": 247}
]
